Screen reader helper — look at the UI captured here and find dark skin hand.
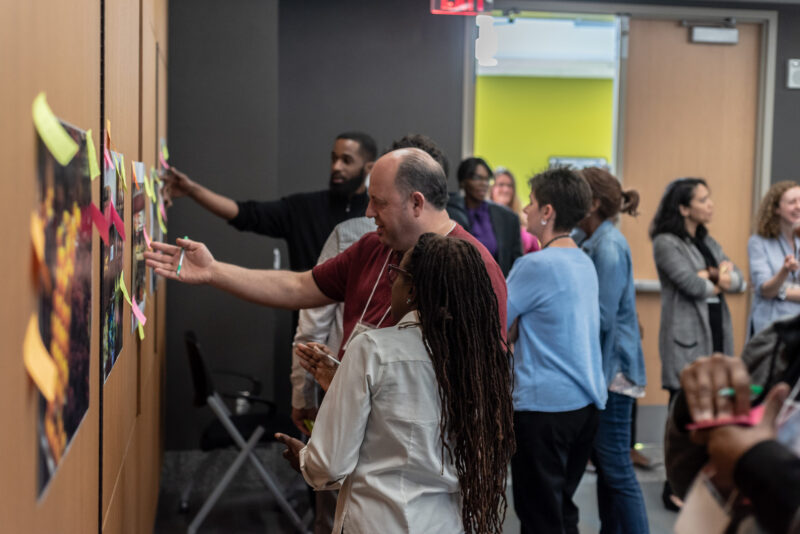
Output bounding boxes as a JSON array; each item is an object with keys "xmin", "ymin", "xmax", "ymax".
[
  {"xmin": 274, "ymin": 432, "xmax": 305, "ymax": 474},
  {"xmin": 295, "ymin": 342, "xmax": 337, "ymax": 392},
  {"xmin": 680, "ymin": 354, "xmax": 791, "ymax": 490}
]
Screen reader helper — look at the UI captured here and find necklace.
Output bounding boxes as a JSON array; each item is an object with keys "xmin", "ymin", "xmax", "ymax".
[{"xmin": 542, "ymin": 234, "xmax": 572, "ymax": 249}]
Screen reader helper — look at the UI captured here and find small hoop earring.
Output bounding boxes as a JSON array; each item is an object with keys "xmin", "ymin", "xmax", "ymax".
[
  {"xmin": 541, "ymin": 219, "xmax": 548, "ymax": 226},
  {"xmin": 406, "ymin": 298, "xmax": 413, "ymax": 304}
]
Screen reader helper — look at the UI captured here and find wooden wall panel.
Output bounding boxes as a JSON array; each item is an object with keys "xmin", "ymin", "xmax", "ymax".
[
  {"xmin": 0, "ymin": 1, "xmax": 101, "ymax": 532},
  {"xmin": 2, "ymin": 0, "xmax": 166, "ymax": 531},
  {"xmin": 102, "ymin": 0, "xmax": 143, "ymax": 525},
  {"xmin": 619, "ymin": 19, "xmax": 761, "ymax": 405}
]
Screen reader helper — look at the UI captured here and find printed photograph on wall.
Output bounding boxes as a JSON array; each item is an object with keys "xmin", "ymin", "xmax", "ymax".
[
  {"xmin": 131, "ymin": 161, "xmax": 147, "ymax": 333},
  {"xmin": 101, "ymin": 151, "xmax": 125, "ymax": 381},
  {"xmin": 34, "ymin": 122, "xmax": 92, "ymax": 494},
  {"xmin": 149, "ymin": 167, "xmax": 162, "ymax": 295}
]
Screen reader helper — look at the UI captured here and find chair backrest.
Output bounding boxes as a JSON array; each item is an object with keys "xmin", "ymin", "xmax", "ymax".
[{"xmin": 184, "ymin": 331, "xmax": 216, "ymax": 406}]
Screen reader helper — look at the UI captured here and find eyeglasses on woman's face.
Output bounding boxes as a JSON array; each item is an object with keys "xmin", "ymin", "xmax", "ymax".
[{"xmin": 387, "ymin": 263, "xmax": 412, "ymax": 284}]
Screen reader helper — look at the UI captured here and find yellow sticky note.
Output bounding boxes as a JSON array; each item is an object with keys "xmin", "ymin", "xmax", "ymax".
[
  {"xmin": 118, "ymin": 154, "xmax": 127, "ymax": 191},
  {"xmin": 161, "ymin": 140, "xmax": 169, "ymax": 160},
  {"xmin": 23, "ymin": 315, "xmax": 58, "ymax": 402},
  {"xmin": 30, "ymin": 213, "xmax": 45, "ymax": 263},
  {"xmin": 32, "ymin": 92, "xmax": 78, "ymax": 166},
  {"xmin": 85, "ymin": 129, "xmax": 100, "ymax": 180},
  {"xmin": 143, "ymin": 174, "xmax": 153, "ymax": 200},
  {"xmin": 106, "ymin": 119, "xmax": 112, "ymax": 147},
  {"xmin": 157, "ymin": 202, "xmax": 168, "ymax": 235},
  {"xmin": 119, "ymin": 273, "xmax": 132, "ymax": 306},
  {"xmin": 137, "ymin": 322, "xmax": 145, "ymax": 340}
]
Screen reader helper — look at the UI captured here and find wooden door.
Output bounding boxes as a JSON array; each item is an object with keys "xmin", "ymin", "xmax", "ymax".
[{"xmin": 619, "ymin": 19, "xmax": 760, "ymax": 404}]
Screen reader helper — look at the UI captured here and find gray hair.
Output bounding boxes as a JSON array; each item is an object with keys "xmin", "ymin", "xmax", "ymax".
[{"xmin": 394, "ymin": 148, "xmax": 448, "ymax": 210}]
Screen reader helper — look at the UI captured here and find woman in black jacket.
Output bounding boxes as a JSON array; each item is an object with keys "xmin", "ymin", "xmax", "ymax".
[{"xmin": 447, "ymin": 157, "xmax": 521, "ymax": 276}]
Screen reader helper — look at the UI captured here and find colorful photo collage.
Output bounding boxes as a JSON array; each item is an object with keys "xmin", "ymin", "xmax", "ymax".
[{"xmin": 34, "ymin": 122, "xmax": 92, "ymax": 494}]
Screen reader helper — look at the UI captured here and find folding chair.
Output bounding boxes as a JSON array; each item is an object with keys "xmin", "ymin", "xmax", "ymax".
[{"xmin": 181, "ymin": 331, "xmax": 311, "ymax": 534}]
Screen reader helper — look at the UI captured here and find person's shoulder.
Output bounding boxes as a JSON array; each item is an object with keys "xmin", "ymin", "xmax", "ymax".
[
  {"xmin": 487, "ymin": 200, "xmax": 517, "ymax": 218},
  {"xmin": 748, "ymin": 233, "xmax": 770, "ymax": 247},
  {"xmin": 653, "ymin": 232, "xmax": 683, "ymax": 248}
]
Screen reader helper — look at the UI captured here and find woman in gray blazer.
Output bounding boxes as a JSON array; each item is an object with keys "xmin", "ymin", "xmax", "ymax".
[{"xmin": 650, "ymin": 177, "xmax": 745, "ymax": 510}]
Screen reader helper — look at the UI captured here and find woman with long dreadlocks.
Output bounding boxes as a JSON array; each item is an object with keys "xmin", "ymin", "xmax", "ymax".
[{"xmin": 276, "ymin": 232, "xmax": 515, "ymax": 534}]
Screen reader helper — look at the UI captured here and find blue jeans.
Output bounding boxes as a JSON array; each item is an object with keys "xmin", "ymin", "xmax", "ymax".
[{"xmin": 591, "ymin": 392, "xmax": 650, "ymax": 534}]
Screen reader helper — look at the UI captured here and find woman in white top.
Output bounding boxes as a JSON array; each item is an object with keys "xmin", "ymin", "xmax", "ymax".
[
  {"xmin": 748, "ymin": 181, "xmax": 800, "ymax": 337},
  {"xmin": 276, "ymin": 233, "xmax": 515, "ymax": 534}
]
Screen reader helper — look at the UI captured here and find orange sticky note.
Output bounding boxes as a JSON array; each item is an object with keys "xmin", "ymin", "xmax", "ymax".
[
  {"xmin": 23, "ymin": 315, "xmax": 58, "ymax": 402},
  {"xmin": 131, "ymin": 161, "xmax": 140, "ymax": 190}
]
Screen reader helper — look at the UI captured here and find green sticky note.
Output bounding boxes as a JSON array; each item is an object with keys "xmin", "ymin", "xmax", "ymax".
[
  {"xmin": 148, "ymin": 168, "xmax": 158, "ymax": 202},
  {"xmin": 137, "ymin": 322, "xmax": 145, "ymax": 340},
  {"xmin": 119, "ymin": 154, "xmax": 127, "ymax": 191},
  {"xmin": 32, "ymin": 92, "xmax": 79, "ymax": 166},
  {"xmin": 161, "ymin": 140, "xmax": 169, "ymax": 160},
  {"xmin": 85, "ymin": 129, "xmax": 100, "ymax": 180},
  {"xmin": 157, "ymin": 202, "xmax": 168, "ymax": 235},
  {"xmin": 119, "ymin": 273, "xmax": 132, "ymax": 306}
]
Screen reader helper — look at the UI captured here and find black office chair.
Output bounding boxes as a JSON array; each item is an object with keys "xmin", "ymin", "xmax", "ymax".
[{"xmin": 180, "ymin": 331, "xmax": 310, "ymax": 534}]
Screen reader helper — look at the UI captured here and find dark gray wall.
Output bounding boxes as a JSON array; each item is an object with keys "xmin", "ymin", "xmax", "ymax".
[{"xmin": 166, "ymin": 0, "xmax": 279, "ymax": 449}]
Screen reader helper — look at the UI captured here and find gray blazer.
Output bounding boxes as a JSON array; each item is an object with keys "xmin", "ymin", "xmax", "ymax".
[{"xmin": 653, "ymin": 233, "xmax": 745, "ymax": 390}]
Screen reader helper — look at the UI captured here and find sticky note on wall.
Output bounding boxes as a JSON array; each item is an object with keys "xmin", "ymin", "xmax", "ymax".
[
  {"xmin": 23, "ymin": 315, "xmax": 58, "ymax": 402},
  {"xmin": 32, "ymin": 92, "xmax": 78, "ymax": 166},
  {"xmin": 86, "ymin": 129, "xmax": 100, "ymax": 180}
]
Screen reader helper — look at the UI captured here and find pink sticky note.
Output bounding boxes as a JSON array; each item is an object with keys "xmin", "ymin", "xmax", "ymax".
[
  {"xmin": 131, "ymin": 299, "xmax": 147, "ymax": 327},
  {"xmin": 686, "ymin": 404, "xmax": 766, "ymax": 431},
  {"xmin": 143, "ymin": 225, "xmax": 152, "ymax": 250},
  {"xmin": 89, "ymin": 202, "xmax": 109, "ymax": 245},
  {"xmin": 104, "ymin": 147, "xmax": 114, "ymax": 169},
  {"xmin": 110, "ymin": 203, "xmax": 126, "ymax": 241},
  {"xmin": 159, "ymin": 202, "xmax": 168, "ymax": 223},
  {"xmin": 159, "ymin": 152, "xmax": 169, "ymax": 170}
]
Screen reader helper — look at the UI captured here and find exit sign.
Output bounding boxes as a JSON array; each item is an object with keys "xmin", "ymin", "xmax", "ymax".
[{"xmin": 430, "ymin": 0, "xmax": 492, "ymax": 16}]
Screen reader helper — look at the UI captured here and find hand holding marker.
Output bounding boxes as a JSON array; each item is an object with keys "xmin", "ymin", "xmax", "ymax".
[
  {"xmin": 293, "ymin": 342, "xmax": 340, "ymax": 367},
  {"xmin": 176, "ymin": 236, "xmax": 188, "ymax": 277}
]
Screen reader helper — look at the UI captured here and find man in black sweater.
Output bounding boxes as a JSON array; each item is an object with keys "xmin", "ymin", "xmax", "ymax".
[{"xmin": 162, "ymin": 131, "xmax": 376, "ymax": 272}]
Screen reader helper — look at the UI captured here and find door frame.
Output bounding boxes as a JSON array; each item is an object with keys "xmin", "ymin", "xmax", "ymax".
[{"xmin": 461, "ymin": 1, "xmax": 777, "ymax": 213}]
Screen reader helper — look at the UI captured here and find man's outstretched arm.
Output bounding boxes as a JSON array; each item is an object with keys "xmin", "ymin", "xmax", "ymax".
[
  {"xmin": 162, "ymin": 167, "xmax": 239, "ymax": 220},
  {"xmin": 144, "ymin": 238, "xmax": 334, "ymax": 310}
]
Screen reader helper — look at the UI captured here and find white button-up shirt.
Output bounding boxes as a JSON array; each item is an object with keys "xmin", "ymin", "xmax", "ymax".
[{"xmin": 299, "ymin": 312, "xmax": 464, "ymax": 534}]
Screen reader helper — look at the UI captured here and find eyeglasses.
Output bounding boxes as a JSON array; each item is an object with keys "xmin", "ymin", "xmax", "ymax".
[
  {"xmin": 467, "ymin": 173, "xmax": 491, "ymax": 183},
  {"xmin": 387, "ymin": 263, "xmax": 412, "ymax": 283}
]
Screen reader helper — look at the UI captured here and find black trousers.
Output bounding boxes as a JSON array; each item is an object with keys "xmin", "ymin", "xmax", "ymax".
[{"xmin": 511, "ymin": 404, "xmax": 599, "ymax": 534}]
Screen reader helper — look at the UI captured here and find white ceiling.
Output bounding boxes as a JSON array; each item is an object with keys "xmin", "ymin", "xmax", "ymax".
[{"xmin": 476, "ymin": 16, "xmax": 619, "ymax": 78}]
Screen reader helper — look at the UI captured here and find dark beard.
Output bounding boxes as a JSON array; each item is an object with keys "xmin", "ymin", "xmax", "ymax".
[{"xmin": 329, "ymin": 168, "xmax": 366, "ymax": 198}]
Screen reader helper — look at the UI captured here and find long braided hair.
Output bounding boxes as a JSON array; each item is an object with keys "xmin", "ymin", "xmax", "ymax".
[{"xmin": 406, "ymin": 233, "xmax": 515, "ymax": 534}]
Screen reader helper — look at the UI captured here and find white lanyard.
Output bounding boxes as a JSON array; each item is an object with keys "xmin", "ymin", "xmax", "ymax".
[{"xmin": 356, "ymin": 250, "xmax": 392, "ymax": 328}]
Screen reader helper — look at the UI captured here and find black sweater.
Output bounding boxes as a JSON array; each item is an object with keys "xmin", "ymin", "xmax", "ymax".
[{"xmin": 228, "ymin": 190, "xmax": 369, "ymax": 272}]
